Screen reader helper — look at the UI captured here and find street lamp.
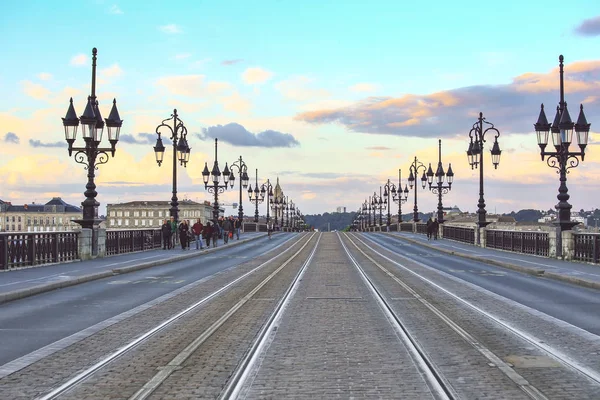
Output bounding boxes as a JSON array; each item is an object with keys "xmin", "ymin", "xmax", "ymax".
[
  {"xmin": 407, "ymin": 156, "xmax": 428, "ymax": 222},
  {"xmin": 228, "ymin": 156, "xmax": 250, "ymax": 221},
  {"xmin": 467, "ymin": 112, "xmax": 502, "ymax": 230},
  {"xmin": 260, "ymin": 179, "xmax": 274, "ymax": 228},
  {"xmin": 62, "ymin": 47, "xmax": 123, "ymax": 229},
  {"xmin": 202, "ymin": 138, "xmax": 230, "ymax": 226},
  {"xmin": 153, "ymin": 109, "xmax": 191, "ymax": 223},
  {"xmin": 372, "ymin": 187, "xmax": 385, "ymax": 227},
  {"xmin": 363, "ymin": 197, "xmax": 372, "ymax": 228},
  {"xmin": 427, "ymin": 139, "xmax": 454, "ymax": 224},
  {"xmin": 391, "ymin": 169, "xmax": 409, "ymax": 223},
  {"xmin": 534, "ymin": 55, "xmax": 590, "ymax": 233},
  {"xmin": 247, "ymin": 169, "xmax": 264, "ymax": 223}
]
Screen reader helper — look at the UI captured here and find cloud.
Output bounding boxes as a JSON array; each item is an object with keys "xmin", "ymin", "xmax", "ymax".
[
  {"xmin": 198, "ymin": 123, "xmax": 300, "ymax": 148},
  {"xmin": 21, "ymin": 80, "xmax": 51, "ymax": 100},
  {"xmin": 70, "ymin": 54, "xmax": 88, "ymax": 66},
  {"xmin": 101, "ymin": 63, "xmax": 123, "ymax": 79},
  {"xmin": 29, "ymin": 139, "xmax": 63, "ymax": 148},
  {"xmin": 175, "ymin": 53, "xmax": 192, "ymax": 60},
  {"xmin": 296, "ymin": 58, "xmax": 600, "ymax": 138},
  {"xmin": 219, "ymin": 91, "xmax": 252, "ymax": 114},
  {"xmin": 366, "ymin": 146, "xmax": 391, "ymax": 150},
  {"xmin": 349, "ymin": 83, "xmax": 379, "ymax": 93},
  {"xmin": 242, "ymin": 67, "xmax": 273, "ymax": 85},
  {"xmin": 276, "ymin": 76, "xmax": 330, "ymax": 102},
  {"xmin": 574, "ymin": 15, "xmax": 600, "ymax": 36},
  {"xmin": 159, "ymin": 24, "xmax": 183, "ymax": 34},
  {"xmin": 119, "ymin": 133, "xmax": 171, "ymax": 145},
  {"xmin": 4, "ymin": 132, "xmax": 19, "ymax": 144},
  {"xmin": 222, "ymin": 59, "xmax": 243, "ymax": 66},
  {"xmin": 109, "ymin": 5, "xmax": 123, "ymax": 14},
  {"xmin": 37, "ymin": 73, "xmax": 52, "ymax": 81}
]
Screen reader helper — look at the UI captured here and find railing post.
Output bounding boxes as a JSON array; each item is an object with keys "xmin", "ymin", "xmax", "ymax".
[
  {"xmin": 28, "ymin": 234, "xmax": 36, "ymax": 266},
  {"xmin": 0, "ymin": 235, "xmax": 7, "ymax": 270},
  {"xmin": 78, "ymin": 229, "xmax": 93, "ymax": 260},
  {"xmin": 97, "ymin": 228, "xmax": 106, "ymax": 257},
  {"xmin": 53, "ymin": 232, "xmax": 59, "ymax": 263}
]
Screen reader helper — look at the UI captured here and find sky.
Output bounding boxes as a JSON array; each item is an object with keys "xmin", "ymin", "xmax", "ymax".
[{"xmin": 1, "ymin": 0, "xmax": 599, "ymax": 218}]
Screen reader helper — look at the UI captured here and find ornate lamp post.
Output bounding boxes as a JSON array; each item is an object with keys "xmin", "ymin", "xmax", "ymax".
[
  {"xmin": 393, "ymin": 169, "xmax": 409, "ymax": 222},
  {"xmin": 153, "ymin": 109, "xmax": 191, "ymax": 223},
  {"xmin": 247, "ymin": 169, "xmax": 264, "ymax": 222},
  {"xmin": 407, "ymin": 156, "xmax": 428, "ymax": 222},
  {"xmin": 228, "ymin": 156, "xmax": 250, "ymax": 221},
  {"xmin": 372, "ymin": 186, "xmax": 385, "ymax": 227},
  {"xmin": 62, "ymin": 47, "xmax": 123, "ymax": 229},
  {"xmin": 467, "ymin": 112, "xmax": 502, "ymax": 231},
  {"xmin": 534, "ymin": 55, "xmax": 590, "ymax": 234},
  {"xmin": 260, "ymin": 180, "xmax": 274, "ymax": 228},
  {"xmin": 426, "ymin": 139, "xmax": 454, "ymax": 224},
  {"xmin": 383, "ymin": 179, "xmax": 396, "ymax": 229},
  {"xmin": 363, "ymin": 197, "xmax": 372, "ymax": 228},
  {"xmin": 202, "ymin": 138, "xmax": 231, "ymax": 225}
]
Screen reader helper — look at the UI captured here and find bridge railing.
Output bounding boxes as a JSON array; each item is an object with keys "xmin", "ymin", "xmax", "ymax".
[
  {"xmin": 389, "ymin": 224, "xmax": 398, "ymax": 232},
  {"xmin": 0, "ymin": 232, "xmax": 79, "ymax": 270},
  {"xmin": 416, "ymin": 223, "xmax": 428, "ymax": 235},
  {"xmin": 105, "ymin": 229, "xmax": 163, "ymax": 256},
  {"xmin": 441, "ymin": 225, "xmax": 475, "ymax": 245},
  {"xmin": 573, "ymin": 233, "xmax": 600, "ymax": 264},
  {"xmin": 485, "ymin": 229, "xmax": 550, "ymax": 257},
  {"xmin": 400, "ymin": 223, "xmax": 413, "ymax": 232}
]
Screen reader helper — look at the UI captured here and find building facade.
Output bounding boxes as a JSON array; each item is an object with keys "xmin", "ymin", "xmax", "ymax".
[
  {"xmin": 106, "ymin": 200, "xmax": 216, "ymax": 229},
  {"xmin": 0, "ymin": 197, "xmax": 83, "ymax": 232}
]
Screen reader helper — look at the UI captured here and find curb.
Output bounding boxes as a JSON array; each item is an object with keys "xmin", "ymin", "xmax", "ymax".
[
  {"xmin": 0, "ymin": 233, "xmax": 269, "ymax": 305},
  {"xmin": 381, "ymin": 233, "xmax": 600, "ymax": 290}
]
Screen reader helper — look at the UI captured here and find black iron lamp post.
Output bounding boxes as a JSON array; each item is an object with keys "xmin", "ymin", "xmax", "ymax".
[
  {"xmin": 201, "ymin": 138, "xmax": 231, "ymax": 225},
  {"xmin": 383, "ymin": 179, "xmax": 396, "ymax": 229},
  {"xmin": 247, "ymin": 169, "xmax": 264, "ymax": 222},
  {"xmin": 392, "ymin": 169, "xmax": 409, "ymax": 223},
  {"xmin": 260, "ymin": 179, "xmax": 274, "ymax": 228},
  {"xmin": 62, "ymin": 47, "xmax": 123, "ymax": 229},
  {"xmin": 364, "ymin": 197, "xmax": 373, "ymax": 227},
  {"xmin": 153, "ymin": 109, "xmax": 191, "ymax": 223},
  {"xmin": 372, "ymin": 187, "xmax": 385, "ymax": 227},
  {"xmin": 427, "ymin": 139, "xmax": 454, "ymax": 224},
  {"xmin": 228, "ymin": 156, "xmax": 250, "ymax": 221},
  {"xmin": 285, "ymin": 197, "xmax": 293, "ymax": 228},
  {"xmin": 407, "ymin": 156, "xmax": 428, "ymax": 222},
  {"xmin": 467, "ymin": 112, "xmax": 502, "ymax": 230},
  {"xmin": 534, "ymin": 55, "xmax": 590, "ymax": 233}
]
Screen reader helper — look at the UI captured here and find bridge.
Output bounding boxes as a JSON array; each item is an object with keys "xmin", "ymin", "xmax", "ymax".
[{"xmin": 1, "ymin": 226, "xmax": 599, "ymax": 399}]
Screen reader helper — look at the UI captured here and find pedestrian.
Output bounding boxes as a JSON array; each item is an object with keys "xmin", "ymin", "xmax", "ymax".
[
  {"xmin": 179, "ymin": 220, "xmax": 189, "ymax": 250},
  {"xmin": 426, "ymin": 217, "xmax": 433, "ymax": 240},
  {"xmin": 192, "ymin": 219, "xmax": 204, "ymax": 249},
  {"xmin": 203, "ymin": 222, "xmax": 213, "ymax": 247},
  {"xmin": 212, "ymin": 221, "xmax": 220, "ymax": 247},
  {"xmin": 222, "ymin": 217, "xmax": 233, "ymax": 244},
  {"xmin": 169, "ymin": 216, "xmax": 178, "ymax": 249},
  {"xmin": 161, "ymin": 219, "xmax": 171, "ymax": 249},
  {"xmin": 432, "ymin": 218, "xmax": 440, "ymax": 240},
  {"xmin": 234, "ymin": 217, "xmax": 242, "ymax": 239}
]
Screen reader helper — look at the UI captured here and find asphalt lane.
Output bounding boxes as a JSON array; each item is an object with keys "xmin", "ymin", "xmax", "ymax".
[
  {"xmin": 361, "ymin": 233, "xmax": 600, "ymax": 335},
  {"xmin": 0, "ymin": 233, "xmax": 297, "ymax": 366}
]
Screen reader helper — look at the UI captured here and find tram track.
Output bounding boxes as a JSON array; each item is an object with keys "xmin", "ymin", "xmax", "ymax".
[
  {"xmin": 34, "ymin": 232, "xmax": 319, "ymax": 400},
  {"xmin": 342, "ymin": 232, "xmax": 600, "ymax": 399}
]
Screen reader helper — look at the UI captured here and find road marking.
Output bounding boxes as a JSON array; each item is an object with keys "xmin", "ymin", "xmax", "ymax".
[
  {"xmin": 94, "ymin": 254, "xmax": 164, "ymax": 268},
  {"xmin": 0, "ymin": 270, "xmax": 82, "ymax": 287}
]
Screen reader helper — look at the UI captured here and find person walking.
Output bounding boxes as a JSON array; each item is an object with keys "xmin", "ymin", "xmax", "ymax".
[
  {"xmin": 212, "ymin": 221, "xmax": 220, "ymax": 247},
  {"xmin": 432, "ymin": 218, "xmax": 440, "ymax": 240},
  {"xmin": 169, "ymin": 216, "xmax": 178, "ymax": 249},
  {"xmin": 222, "ymin": 217, "xmax": 233, "ymax": 244},
  {"xmin": 161, "ymin": 219, "xmax": 171, "ymax": 249},
  {"xmin": 203, "ymin": 222, "xmax": 213, "ymax": 247},
  {"xmin": 192, "ymin": 219, "xmax": 204, "ymax": 250},
  {"xmin": 179, "ymin": 220, "xmax": 189, "ymax": 250},
  {"xmin": 426, "ymin": 217, "xmax": 433, "ymax": 240},
  {"xmin": 234, "ymin": 217, "xmax": 242, "ymax": 239}
]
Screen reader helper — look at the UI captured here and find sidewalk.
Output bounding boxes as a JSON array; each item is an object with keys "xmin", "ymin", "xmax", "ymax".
[
  {"xmin": 0, "ymin": 232, "xmax": 269, "ymax": 305},
  {"xmin": 382, "ymin": 231, "xmax": 600, "ymax": 290}
]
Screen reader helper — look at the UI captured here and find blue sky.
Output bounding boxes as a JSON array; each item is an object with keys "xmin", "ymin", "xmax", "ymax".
[{"xmin": 1, "ymin": 1, "xmax": 599, "ymax": 216}]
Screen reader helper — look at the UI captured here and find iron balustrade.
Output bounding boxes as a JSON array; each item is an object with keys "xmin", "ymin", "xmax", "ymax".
[
  {"xmin": 573, "ymin": 233, "xmax": 600, "ymax": 264},
  {"xmin": 105, "ymin": 229, "xmax": 162, "ymax": 256},
  {"xmin": 416, "ymin": 223, "xmax": 428, "ymax": 234},
  {"xmin": 258, "ymin": 224, "xmax": 269, "ymax": 232},
  {"xmin": 443, "ymin": 225, "xmax": 475, "ymax": 244},
  {"xmin": 389, "ymin": 224, "xmax": 398, "ymax": 232},
  {"xmin": 400, "ymin": 223, "xmax": 413, "ymax": 232},
  {"xmin": 0, "ymin": 232, "xmax": 78, "ymax": 270},
  {"xmin": 485, "ymin": 229, "xmax": 549, "ymax": 257}
]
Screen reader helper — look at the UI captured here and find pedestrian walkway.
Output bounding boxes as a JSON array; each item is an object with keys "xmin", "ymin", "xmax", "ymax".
[
  {"xmin": 384, "ymin": 231, "xmax": 600, "ymax": 290},
  {"xmin": 0, "ymin": 232, "xmax": 268, "ymax": 304}
]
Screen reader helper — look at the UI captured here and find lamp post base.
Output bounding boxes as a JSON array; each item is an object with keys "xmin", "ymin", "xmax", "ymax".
[
  {"xmin": 553, "ymin": 220, "xmax": 579, "ymax": 232},
  {"xmin": 477, "ymin": 221, "xmax": 492, "ymax": 228},
  {"xmin": 73, "ymin": 218, "xmax": 103, "ymax": 230}
]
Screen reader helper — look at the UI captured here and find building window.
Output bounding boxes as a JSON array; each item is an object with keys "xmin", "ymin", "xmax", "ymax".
[
  {"xmin": 134, "ymin": 219, "xmax": 138, "ymax": 226},
  {"xmin": 12, "ymin": 216, "xmax": 15, "ymax": 222},
  {"xmin": 141, "ymin": 219, "xmax": 146, "ymax": 226},
  {"xmin": 141, "ymin": 211, "xmax": 146, "ymax": 217},
  {"xmin": 34, "ymin": 217, "xmax": 38, "ymax": 225},
  {"xmin": 125, "ymin": 211, "xmax": 130, "ymax": 217},
  {"xmin": 125, "ymin": 219, "xmax": 129, "ymax": 226},
  {"xmin": 117, "ymin": 211, "xmax": 123, "ymax": 217},
  {"xmin": 12, "ymin": 224, "xmax": 15, "ymax": 230},
  {"xmin": 158, "ymin": 211, "xmax": 163, "ymax": 217},
  {"xmin": 134, "ymin": 211, "xmax": 139, "ymax": 217},
  {"xmin": 46, "ymin": 217, "xmax": 50, "ymax": 225},
  {"xmin": 18, "ymin": 216, "xmax": 21, "ymax": 222},
  {"xmin": 52, "ymin": 217, "xmax": 56, "ymax": 225},
  {"xmin": 117, "ymin": 219, "xmax": 122, "ymax": 226},
  {"xmin": 27, "ymin": 218, "xmax": 31, "ymax": 226},
  {"xmin": 110, "ymin": 219, "xmax": 115, "ymax": 226},
  {"xmin": 59, "ymin": 217, "xmax": 63, "ymax": 224}
]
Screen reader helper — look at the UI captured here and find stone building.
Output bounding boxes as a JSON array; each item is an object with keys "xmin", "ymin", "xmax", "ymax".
[
  {"xmin": 106, "ymin": 199, "xmax": 217, "ymax": 229},
  {"xmin": 0, "ymin": 197, "xmax": 83, "ymax": 232}
]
